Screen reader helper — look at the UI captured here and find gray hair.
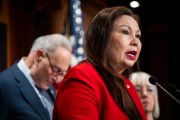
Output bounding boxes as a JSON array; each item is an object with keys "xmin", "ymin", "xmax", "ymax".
[
  {"xmin": 129, "ymin": 71, "xmax": 160, "ymax": 119},
  {"xmin": 30, "ymin": 34, "xmax": 72, "ymax": 54}
]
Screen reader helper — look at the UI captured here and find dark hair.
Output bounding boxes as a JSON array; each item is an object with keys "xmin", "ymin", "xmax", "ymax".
[{"xmin": 84, "ymin": 6, "xmax": 141, "ymax": 119}]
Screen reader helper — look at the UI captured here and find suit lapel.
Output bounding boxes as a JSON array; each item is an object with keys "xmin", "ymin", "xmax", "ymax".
[
  {"xmin": 11, "ymin": 64, "xmax": 50, "ymax": 120},
  {"xmin": 125, "ymin": 78, "xmax": 146, "ymax": 119}
]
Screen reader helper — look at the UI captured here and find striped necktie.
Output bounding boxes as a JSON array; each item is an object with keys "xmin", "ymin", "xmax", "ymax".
[{"xmin": 37, "ymin": 88, "xmax": 54, "ymax": 120}]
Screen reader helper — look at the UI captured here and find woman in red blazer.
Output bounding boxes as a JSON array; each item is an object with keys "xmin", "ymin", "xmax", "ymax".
[{"xmin": 53, "ymin": 6, "xmax": 147, "ymax": 120}]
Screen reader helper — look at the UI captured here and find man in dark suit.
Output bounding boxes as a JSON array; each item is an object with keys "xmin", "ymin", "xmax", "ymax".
[{"xmin": 0, "ymin": 34, "xmax": 72, "ymax": 120}]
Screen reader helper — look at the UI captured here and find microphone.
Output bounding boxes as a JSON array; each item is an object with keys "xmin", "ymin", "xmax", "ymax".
[{"xmin": 149, "ymin": 76, "xmax": 180, "ymax": 104}]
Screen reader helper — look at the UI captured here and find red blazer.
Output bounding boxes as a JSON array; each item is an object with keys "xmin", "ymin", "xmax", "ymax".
[{"xmin": 53, "ymin": 61, "xmax": 146, "ymax": 120}]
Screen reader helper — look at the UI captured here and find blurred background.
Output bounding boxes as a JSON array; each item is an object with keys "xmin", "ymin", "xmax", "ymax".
[{"xmin": 0, "ymin": 0, "xmax": 179, "ymax": 119}]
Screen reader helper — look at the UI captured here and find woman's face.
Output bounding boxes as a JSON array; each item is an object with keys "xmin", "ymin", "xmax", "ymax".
[
  {"xmin": 107, "ymin": 15, "xmax": 141, "ymax": 73},
  {"xmin": 135, "ymin": 82, "xmax": 155, "ymax": 114}
]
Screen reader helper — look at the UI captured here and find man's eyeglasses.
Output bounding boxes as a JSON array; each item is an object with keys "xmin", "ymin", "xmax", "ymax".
[{"xmin": 45, "ymin": 53, "xmax": 67, "ymax": 76}]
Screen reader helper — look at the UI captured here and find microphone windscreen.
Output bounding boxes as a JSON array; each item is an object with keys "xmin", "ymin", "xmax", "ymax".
[{"xmin": 149, "ymin": 76, "xmax": 158, "ymax": 85}]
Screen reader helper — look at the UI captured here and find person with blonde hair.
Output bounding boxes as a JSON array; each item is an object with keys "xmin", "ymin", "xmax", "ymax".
[{"xmin": 129, "ymin": 71, "xmax": 160, "ymax": 120}]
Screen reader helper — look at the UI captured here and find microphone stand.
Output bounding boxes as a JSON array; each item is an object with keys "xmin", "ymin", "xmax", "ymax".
[{"xmin": 156, "ymin": 82, "xmax": 180, "ymax": 104}]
